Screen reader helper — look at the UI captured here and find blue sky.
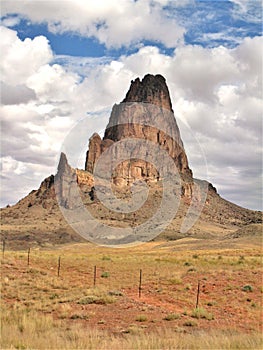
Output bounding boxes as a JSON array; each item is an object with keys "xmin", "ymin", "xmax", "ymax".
[
  {"xmin": 0, "ymin": 0, "xmax": 262, "ymax": 210},
  {"xmin": 3, "ymin": 0, "xmax": 261, "ymax": 56}
]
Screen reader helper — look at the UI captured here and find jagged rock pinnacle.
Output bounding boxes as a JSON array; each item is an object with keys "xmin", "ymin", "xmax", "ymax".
[
  {"xmin": 122, "ymin": 74, "xmax": 173, "ymax": 111},
  {"xmin": 57, "ymin": 152, "xmax": 70, "ymax": 174}
]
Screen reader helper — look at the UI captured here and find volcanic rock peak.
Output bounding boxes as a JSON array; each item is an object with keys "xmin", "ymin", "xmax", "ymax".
[
  {"xmin": 122, "ymin": 74, "xmax": 173, "ymax": 111},
  {"xmin": 85, "ymin": 74, "xmax": 192, "ymax": 184}
]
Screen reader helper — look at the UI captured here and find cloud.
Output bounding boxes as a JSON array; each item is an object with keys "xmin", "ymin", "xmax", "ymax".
[
  {"xmin": 1, "ymin": 0, "xmax": 185, "ymax": 48},
  {"xmin": 163, "ymin": 0, "xmax": 262, "ymax": 48},
  {"xmin": 0, "ymin": 24, "xmax": 262, "ymax": 210},
  {"xmin": 1, "ymin": 155, "xmax": 53, "ymax": 208},
  {"xmin": 0, "ymin": 27, "xmax": 79, "ymax": 207},
  {"xmin": 53, "ymin": 55, "xmax": 113, "ymax": 77},
  {"xmin": 0, "ymin": 26, "xmax": 53, "ymax": 85},
  {"xmin": 1, "ymin": 14, "xmax": 21, "ymax": 27},
  {"xmin": 230, "ymin": 0, "xmax": 262, "ymax": 23},
  {"xmin": 2, "ymin": 0, "xmax": 261, "ymax": 54},
  {"xmin": 0, "ymin": 82, "xmax": 36, "ymax": 105}
]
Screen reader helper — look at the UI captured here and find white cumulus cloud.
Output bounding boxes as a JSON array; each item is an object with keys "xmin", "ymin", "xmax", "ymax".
[{"xmin": 1, "ymin": 0, "xmax": 185, "ymax": 48}]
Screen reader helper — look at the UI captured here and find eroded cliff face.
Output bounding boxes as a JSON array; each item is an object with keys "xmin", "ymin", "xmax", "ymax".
[
  {"xmin": 85, "ymin": 134, "xmax": 114, "ymax": 174},
  {"xmin": 85, "ymin": 74, "xmax": 192, "ymax": 186}
]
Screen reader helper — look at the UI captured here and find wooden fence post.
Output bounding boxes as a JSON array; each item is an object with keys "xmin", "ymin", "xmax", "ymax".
[
  {"xmin": 139, "ymin": 269, "xmax": 142, "ymax": 298},
  {"xmin": 93, "ymin": 265, "xmax": 97, "ymax": 287},
  {"xmin": 27, "ymin": 247, "xmax": 30, "ymax": 266},
  {"xmin": 2, "ymin": 239, "xmax": 6, "ymax": 258},
  {"xmin": 57, "ymin": 256, "xmax": 61, "ymax": 277},
  {"xmin": 196, "ymin": 280, "xmax": 200, "ymax": 309}
]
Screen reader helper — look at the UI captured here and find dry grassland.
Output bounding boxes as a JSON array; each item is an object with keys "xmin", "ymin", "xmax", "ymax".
[{"xmin": 1, "ymin": 237, "xmax": 262, "ymax": 349}]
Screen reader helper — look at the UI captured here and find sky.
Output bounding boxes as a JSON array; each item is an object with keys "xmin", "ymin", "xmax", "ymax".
[{"xmin": 0, "ymin": 0, "xmax": 262, "ymax": 211}]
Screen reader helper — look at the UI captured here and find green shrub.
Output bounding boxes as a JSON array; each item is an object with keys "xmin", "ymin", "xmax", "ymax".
[
  {"xmin": 242, "ymin": 285, "xmax": 253, "ymax": 292},
  {"xmin": 101, "ymin": 271, "xmax": 110, "ymax": 278}
]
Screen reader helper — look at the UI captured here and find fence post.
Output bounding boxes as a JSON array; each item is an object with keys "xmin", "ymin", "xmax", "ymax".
[
  {"xmin": 27, "ymin": 247, "xmax": 30, "ymax": 266},
  {"xmin": 139, "ymin": 269, "xmax": 142, "ymax": 298},
  {"xmin": 57, "ymin": 256, "xmax": 61, "ymax": 277},
  {"xmin": 2, "ymin": 239, "xmax": 6, "ymax": 258},
  {"xmin": 196, "ymin": 280, "xmax": 200, "ymax": 309},
  {"xmin": 93, "ymin": 265, "xmax": 97, "ymax": 287}
]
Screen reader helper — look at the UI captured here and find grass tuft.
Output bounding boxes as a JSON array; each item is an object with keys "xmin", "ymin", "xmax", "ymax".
[
  {"xmin": 77, "ymin": 288, "xmax": 116, "ymax": 305},
  {"xmin": 135, "ymin": 315, "xmax": 148, "ymax": 322},
  {"xmin": 191, "ymin": 307, "xmax": 214, "ymax": 320},
  {"xmin": 183, "ymin": 320, "xmax": 198, "ymax": 327},
  {"xmin": 163, "ymin": 313, "xmax": 180, "ymax": 321}
]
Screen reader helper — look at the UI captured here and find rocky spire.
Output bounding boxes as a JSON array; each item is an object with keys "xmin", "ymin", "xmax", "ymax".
[
  {"xmin": 85, "ymin": 74, "xmax": 192, "ymax": 184},
  {"xmin": 57, "ymin": 152, "xmax": 70, "ymax": 174},
  {"xmin": 85, "ymin": 133, "xmax": 102, "ymax": 173},
  {"xmin": 122, "ymin": 74, "xmax": 173, "ymax": 111},
  {"xmin": 55, "ymin": 152, "xmax": 79, "ymax": 209}
]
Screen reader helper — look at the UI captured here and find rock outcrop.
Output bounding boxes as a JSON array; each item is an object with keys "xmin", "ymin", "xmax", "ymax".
[
  {"xmin": 85, "ymin": 133, "xmax": 114, "ymax": 174},
  {"xmin": 85, "ymin": 74, "xmax": 192, "ymax": 187},
  {"xmin": 55, "ymin": 152, "xmax": 80, "ymax": 210},
  {"xmin": 122, "ymin": 74, "xmax": 173, "ymax": 111}
]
